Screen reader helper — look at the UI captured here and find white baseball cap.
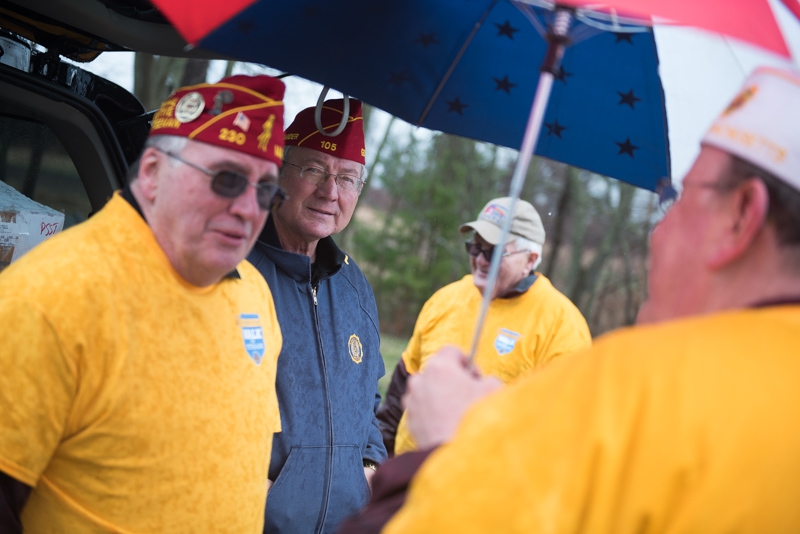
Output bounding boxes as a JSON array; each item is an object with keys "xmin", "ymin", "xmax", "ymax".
[
  {"xmin": 702, "ymin": 66, "xmax": 800, "ymax": 192},
  {"xmin": 459, "ymin": 197, "xmax": 545, "ymax": 246}
]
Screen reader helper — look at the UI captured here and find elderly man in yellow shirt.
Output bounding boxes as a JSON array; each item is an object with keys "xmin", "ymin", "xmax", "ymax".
[
  {"xmin": 377, "ymin": 197, "xmax": 590, "ymax": 456},
  {"xmin": 0, "ymin": 75, "xmax": 286, "ymax": 533},
  {"xmin": 340, "ymin": 66, "xmax": 800, "ymax": 534}
]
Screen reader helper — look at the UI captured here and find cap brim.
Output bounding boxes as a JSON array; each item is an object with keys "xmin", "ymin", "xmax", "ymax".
[{"xmin": 459, "ymin": 221, "xmax": 503, "ymax": 245}]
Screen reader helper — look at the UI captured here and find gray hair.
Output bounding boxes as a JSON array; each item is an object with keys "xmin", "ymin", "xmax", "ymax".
[
  {"xmin": 514, "ymin": 237, "xmax": 543, "ymax": 270},
  {"xmin": 126, "ymin": 135, "xmax": 189, "ymax": 181}
]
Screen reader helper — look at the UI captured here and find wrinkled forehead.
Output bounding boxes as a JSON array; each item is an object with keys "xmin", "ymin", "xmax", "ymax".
[
  {"xmin": 291, "ymin": 146, "xmax": 362, "ymax": 173},
  {"xmin": 186, "ymin": 138, "xmax": 280, "ymax": 178},
  {"xmin": 682, "ymin": 145, "xmax": 732, "ymax": 186}
]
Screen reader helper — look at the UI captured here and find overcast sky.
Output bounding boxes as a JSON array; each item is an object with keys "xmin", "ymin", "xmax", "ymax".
[{"xmin": 82, "ymin": 1, "xmax": 799, "ymax": 186}]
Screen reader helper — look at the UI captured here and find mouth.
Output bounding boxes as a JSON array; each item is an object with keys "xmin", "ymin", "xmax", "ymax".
[
  {"xmin": 473, "ymin": 267, "xmax": 489, "ymax": 277},
  {"xmin": 213, "ymin": 228, "xmax": 249, "ymax": 246},
  {"xmin": 306, "ymin": 205, "xmax": 336, "ymax": 217}
]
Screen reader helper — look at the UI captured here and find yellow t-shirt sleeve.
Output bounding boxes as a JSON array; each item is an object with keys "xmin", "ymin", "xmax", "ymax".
[
  {"xmin": 535, "ymin": 305, "xmax": 592, "ymax": 368},
  {"xmin": 0, "ymin": 298, "xmax": 76, "ymax": 486},
  {"xmin": 401, "ymin": 300, "xmax": 432, "ymax": 374}
]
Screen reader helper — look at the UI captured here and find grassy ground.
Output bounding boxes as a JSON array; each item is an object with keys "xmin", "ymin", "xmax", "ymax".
[{"xmin": 379, "ymin": 334, "xmax": 408, "ymax": 399}]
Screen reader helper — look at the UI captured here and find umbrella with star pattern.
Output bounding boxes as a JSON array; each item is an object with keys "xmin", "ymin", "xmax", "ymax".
[
  {"xmin": 148, "ymin": 0, "xmax": 795, "ymax": 357},
  {"xmin": 153, "ymin": 0, "xmax": 674, "ymax": 191}
]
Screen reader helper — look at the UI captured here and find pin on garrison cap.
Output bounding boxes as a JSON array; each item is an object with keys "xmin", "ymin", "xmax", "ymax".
[
  {"xmin": 460, "ymin": 197, "xmax": 546, "ymax": 246},
  {"xmin": 702, "ymin": 66, "xmax": 800, "ymax": 192},
  {"xmin": 284, "ymin": 98, "xmax": 366, "ymax": 165},
  {"xmin": 149, "ymin": 74, "xmax": 286, "ymax": 166}
]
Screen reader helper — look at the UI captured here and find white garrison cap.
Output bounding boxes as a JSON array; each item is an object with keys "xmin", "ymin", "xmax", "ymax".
[{"xmin": 702, "ymin": 66, "xmax": 800, "ymax": 192}]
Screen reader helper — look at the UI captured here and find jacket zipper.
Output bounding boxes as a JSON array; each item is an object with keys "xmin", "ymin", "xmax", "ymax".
[{"xmin": 312, "ymin": 283, "xmax": 333, "ymax": 533}]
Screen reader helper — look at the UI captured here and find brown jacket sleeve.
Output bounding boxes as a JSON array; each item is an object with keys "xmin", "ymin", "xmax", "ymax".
[
  {"xmin": 337, "ymin": 448, "xmax": 436, "ymax": 534},
  {"xmin": 375, "ymin": 360, "xmax": 410, "ymax": 457}
]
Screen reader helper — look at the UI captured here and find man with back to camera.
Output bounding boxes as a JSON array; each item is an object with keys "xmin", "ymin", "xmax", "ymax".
[
  {"xmin": 340, "ymin": 66, "xmax": 800, "ymax": 533},
  {"xmin": 0, "ymin": 74, "xmax": 287, "ymax": 533},
  {"xmin": 247, "ymin": 98, "xmax": 387, "ymax": 533},
  {"xmin": 377, "ymin": 197, "xmax": 591, "ymax": 456}
]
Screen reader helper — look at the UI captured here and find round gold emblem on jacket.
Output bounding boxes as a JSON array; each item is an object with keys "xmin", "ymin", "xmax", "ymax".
[{"xmin": 348, "ymin": 334, "xmax": 363, "ymax": 364}]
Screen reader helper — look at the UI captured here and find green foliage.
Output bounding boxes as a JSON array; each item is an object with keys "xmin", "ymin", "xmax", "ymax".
[
  {"xmin": 347, "ymin": 121, "xmax": 658, "ymax": 340},
  {"xmin": 351, "ymin": 132, "xmax": 507, "ymax": 336}
]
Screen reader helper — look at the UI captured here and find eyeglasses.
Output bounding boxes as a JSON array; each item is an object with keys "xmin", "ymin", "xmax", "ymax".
[
  {"xmin": 282, "ymin": 160, "xmax": 364, "ymax": 193},
  {"xmin": 464, "ymin": 241, "xmax": 529, "ymax": 261},
  {"xmin": 155, "ymin": 148, "xmax": 286, "ymax": 211}
]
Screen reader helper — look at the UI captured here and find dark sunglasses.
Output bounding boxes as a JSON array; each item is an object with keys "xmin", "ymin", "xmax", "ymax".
[
  {"xmin": 464, "ymin": 240, "xmax": 528, "ymax": 261},
  {"xmin": 155, "ymin": 148, "xmax": 286, "ymax": 211}
]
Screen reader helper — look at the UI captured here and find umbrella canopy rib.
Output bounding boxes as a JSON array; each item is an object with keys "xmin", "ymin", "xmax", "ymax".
[{"xmin": 417, "ymin": 0, "xmax": 501, "ymax": 126}]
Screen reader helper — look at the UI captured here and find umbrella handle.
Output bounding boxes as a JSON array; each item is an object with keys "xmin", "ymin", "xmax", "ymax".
[{"xmin": 315, "ymin": 86, "xmax": 350, "ymax": 137}]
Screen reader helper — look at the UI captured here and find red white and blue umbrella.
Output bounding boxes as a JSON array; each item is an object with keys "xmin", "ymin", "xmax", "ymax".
[{"xmin": 150, "ymin": 0, "xmax": 797, "ymax": 352}]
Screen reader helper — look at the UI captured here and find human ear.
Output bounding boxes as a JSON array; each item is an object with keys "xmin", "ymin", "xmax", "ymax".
[
  {"xmin": 525, "ymin": 252, "xmax": 538, "ymax": 273},
  {"xmin": 707, "ymin": 178, "xmax": 770, "ymax": 269},
  {"xmin": 136, "ymin": 147, "xmax": 162, "ymax": 202}
]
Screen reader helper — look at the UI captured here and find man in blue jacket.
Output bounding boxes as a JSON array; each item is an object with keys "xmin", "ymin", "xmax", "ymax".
[{"xmin": 248, "ymin": 98, "xmax": 387, "ymax": 533}]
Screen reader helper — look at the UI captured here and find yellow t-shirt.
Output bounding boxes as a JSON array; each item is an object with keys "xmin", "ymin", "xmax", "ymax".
[
  {"xmin": 394, "ymin": 274, "xmax": 591, "ymax": 454},
  {"xmin": 0, "ymin": 194, "xmax": 282, "ymax": 533},
  {"xmin": 386, "ymin": 306, "xmax": 800, "ymax": 533}
]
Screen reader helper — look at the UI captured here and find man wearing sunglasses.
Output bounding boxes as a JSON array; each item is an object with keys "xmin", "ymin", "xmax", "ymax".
[
  {"xmin": 0, "ymin": 75, "xmax": 286, "ymax": 533},
  {"xmin": 247, "ymin": 99, "xmax": 387, "ymax": 534},
  {"xmin": 377, "ymin": 197, "xmax": 590, "ymax": 456},
  {"xmin": 343, "ymin": 67, "xmax": 800, "ymax": 533}
]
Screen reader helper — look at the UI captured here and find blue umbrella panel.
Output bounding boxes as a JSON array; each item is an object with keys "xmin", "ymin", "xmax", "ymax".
[{"xmin": 199, "ymin": 0, "xmax": 671, "ymax": 191}]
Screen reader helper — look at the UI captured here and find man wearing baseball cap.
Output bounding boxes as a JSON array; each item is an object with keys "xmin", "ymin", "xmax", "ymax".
[
  {"xmin": 0, "ymin": 74, "xmax": 286, "ymax": 533},
  {"xmin": 342, "ymin": 66, "xmax": 800, "ymax": 533},
  {"xmin": 377, "ymin": 197, "xmax": 590, "ymax": 456},
  {"xmin": 247, "ymin": 98, "xmax": 387, "ymax": 533}
]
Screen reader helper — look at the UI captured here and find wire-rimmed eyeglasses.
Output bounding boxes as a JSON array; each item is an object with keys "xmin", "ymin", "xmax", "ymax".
[
  {"xmin": 155, "ymin": 148, "xmax": 286, "ymax": 211},
  {"xmin": 282, "ymin": 160, "xmax": 364, "ymax": 193}
]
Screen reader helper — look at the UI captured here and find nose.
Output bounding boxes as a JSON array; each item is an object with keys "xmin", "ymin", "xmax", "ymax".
[
  {"xmin": 475, "ymin": 250, "xmax": 491, "ymax": 266},
  {"xmin": 315, "ymin": 173, "xmax": 339, "ymax": 200},
  {"xmin": 229, "ymin": 182, "xmax": 262, "ymax": 221}
]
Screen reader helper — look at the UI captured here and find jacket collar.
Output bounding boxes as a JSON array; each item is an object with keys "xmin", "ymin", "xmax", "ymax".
[
  {"xmin": 498, "ymin": 272, "xmax": 538, "ymax": 299},
  {"xmin": 256, "ymin": 216, "xmax": 345, "ymax": 285}
]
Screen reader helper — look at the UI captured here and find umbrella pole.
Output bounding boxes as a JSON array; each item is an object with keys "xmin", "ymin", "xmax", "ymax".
[{"xmin": 468, "ymin": 7, "xmax": 573, "ymax": 362}]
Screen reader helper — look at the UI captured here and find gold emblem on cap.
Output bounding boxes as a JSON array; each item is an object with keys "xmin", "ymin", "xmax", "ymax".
[
  {"xmin": 348, "ymin": 334, "xmax": 363, "ymax": 364},
  {"xmin": 258, "ymin": 114, "xmax": 276, "ymax": 152},
  {"xmin": 723, "ymin": 85, "xmax": 758, "ymax": 116},
  {"xmin": 175, "ymin": 91, "xmax": 205, "ymax": 123}
]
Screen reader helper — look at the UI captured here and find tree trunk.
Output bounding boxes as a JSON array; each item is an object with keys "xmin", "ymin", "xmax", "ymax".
[
  {"xmin": 133, "ymin": 53, "xmax": 189, "ymax": 110},
  {"xmin": 180, "ymin": 59, "xmax": 211, "ymax": 86}
]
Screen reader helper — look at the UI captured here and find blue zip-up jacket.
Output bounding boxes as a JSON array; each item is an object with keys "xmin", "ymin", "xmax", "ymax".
[{"xmin": 248, "ymin": 218, "xmax": 387, "ymax": 534}]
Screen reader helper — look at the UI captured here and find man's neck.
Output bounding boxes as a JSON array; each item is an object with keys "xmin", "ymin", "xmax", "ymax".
[{"xmin": 271, "ymin": 217, "xmax": 320, "ymax": 261}]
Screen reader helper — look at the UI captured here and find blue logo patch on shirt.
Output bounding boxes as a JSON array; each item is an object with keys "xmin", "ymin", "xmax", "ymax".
[
  {"xmin": 239, "ymin": 313, "xmax": 265, "ymax": 365},
  {"xmin": 494, "ymin": 328, "xmax": 520, "ymax": 356}
]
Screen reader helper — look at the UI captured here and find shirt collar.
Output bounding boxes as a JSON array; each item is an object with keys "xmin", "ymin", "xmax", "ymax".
[{"xmin": 498, "ymin": 272, "xmax": 538, "ymax": 299}]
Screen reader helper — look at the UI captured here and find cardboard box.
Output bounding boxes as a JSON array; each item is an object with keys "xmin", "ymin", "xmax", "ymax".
[{"xmin": 0, "ymin": 180, "xmax": 65, "ymax": 272}]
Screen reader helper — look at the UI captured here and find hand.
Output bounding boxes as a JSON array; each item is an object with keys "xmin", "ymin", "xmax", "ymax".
[
  {"xmin": 266, "ymin": 479, "xmax": 273, "ymax": 492},
  {"xmin": 364, "ymin": 466, "xmax": 376, "ymax": 491},
  {"xmin": 403, "ymin": 345, "xmax": 502, "ymax": 449}
]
